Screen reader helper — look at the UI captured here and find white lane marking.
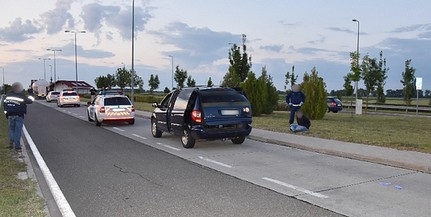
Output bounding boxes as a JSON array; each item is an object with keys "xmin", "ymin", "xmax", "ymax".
[
  {"xmin": 132, "ymin": 134, "xmax": 147, "ymax": 140},
  {"xmin": 23, "ymin": 126, "xmax": 76, "ymax": 217},
  {"xmin": 156, "ymin": 142, "xmax": 181, "ymax": 151},
  {"xmin": 113, "ymin": 127, "xmax": 125, "ymax": 132},
  {"xmin": 198, "ymin": 156, "xmax": 233, "ymax": 168},
  {"xmin": 262, "ymin": 177, "xmax": 328, "ymax": 199}
]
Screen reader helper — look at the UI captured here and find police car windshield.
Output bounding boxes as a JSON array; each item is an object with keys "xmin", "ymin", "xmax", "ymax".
[
  {"xmin": 63, "ymin": 92, "xmax": 77, "ymax": 96},
  {"xmin": 104, "ymin": 97, "xmax": 131, "ymax": 106}
]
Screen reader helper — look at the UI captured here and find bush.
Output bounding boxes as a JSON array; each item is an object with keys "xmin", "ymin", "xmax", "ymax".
[{"xmin": 301, "ymin": 67, "xmax": 327, "ymax": 120}]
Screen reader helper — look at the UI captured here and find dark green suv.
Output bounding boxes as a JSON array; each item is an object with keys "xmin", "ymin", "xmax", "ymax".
[{"xmin": 151, "ymin": 87, "xmax": 253, "ymax": 148}]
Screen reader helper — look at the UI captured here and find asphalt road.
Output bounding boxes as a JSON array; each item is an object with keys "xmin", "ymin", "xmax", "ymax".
[
  {"xmin": 24, "ymin": 102, "xmax": 343, "ymax": 217},
  {"xmin": 24, "ymin": 101, "xmax": 431, "ymax": 217}
]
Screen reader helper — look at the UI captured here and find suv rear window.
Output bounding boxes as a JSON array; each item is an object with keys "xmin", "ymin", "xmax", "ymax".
[
  {"xmin": 63, "ymin": 92, "xmax": 78, "ymax": 96},
  {"xmin": 104, "ymin": 97, "xmax": 131, "ymax": 106},
  {"xmin": 200, "ymin": 89, "xmax": 247, "ymax": 103},
  {"xmin": 51, "ymin": 92, "xmax": 60, "ymax": 95}
]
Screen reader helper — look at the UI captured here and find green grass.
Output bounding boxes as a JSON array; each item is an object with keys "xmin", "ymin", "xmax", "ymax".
[
  {"xmin": 0, "ymin": 116, "xmax": 45, "ymax": 217},
  {"xmin": 253, "ymin": 111, "xmax": 431, "ymax": 153}
]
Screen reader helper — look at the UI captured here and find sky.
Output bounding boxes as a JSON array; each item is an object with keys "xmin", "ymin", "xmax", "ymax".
[{"xmin": 1, "ymin": 0, "xmax": 431, "ymax": 92}]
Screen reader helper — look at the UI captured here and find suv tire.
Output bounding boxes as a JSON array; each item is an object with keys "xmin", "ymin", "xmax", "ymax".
[
  {"xmin": 231, "ymin": 136, "xmax": 246, "ymax": 144},
  {"xmin": 181, "ymin": 129, "xmax": 195, "ymax": 149},
  {"xmin": 87, "ymin": 111, "xmax": 93, "ymax": 122},
  {"xmin": 129, "ymin": 119, "xmax": 135, "ymax": 125},
  {"xmin": 151, "ymin": 119, "xmax": 162, "ymax": 138},
  {"xmin": 95, "ymin": 116, "xmax": 102, "ymax": 126}
]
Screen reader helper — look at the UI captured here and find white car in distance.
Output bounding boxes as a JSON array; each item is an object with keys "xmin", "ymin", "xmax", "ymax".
[
  {"xmin": 46, "ymin": 91, "xmax": 60, "ymax": 102},
  {"xmin": 87, "ymin": 95, "xmax": 135, "ymax": 126},
  {"xmin": 57, "ymin": 90, "xmax": 81, "ymax": 107}
]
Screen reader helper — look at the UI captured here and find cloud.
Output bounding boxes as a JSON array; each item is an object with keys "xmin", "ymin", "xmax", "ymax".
[
  {"xmin": 0, "ymin": 18, "xmax": 41, "ymax": 42},
  {"xmin": 307, "ymin": 35, "xmax": 326, "ymax": 44},
  {"xmin": 59, "ymin": 42, "xmax": 115, "ymax": 59},
  {"xmin": 40, "ymin": 0, "xmax": 75, "ymax": 34},
  {"xmin": 328, "ymin": 27, "xmax": 367, "ymax": 35},
  {"xmin": 279, "ymin": 20, "xmax": 300, "ymax": 27},
  {"xmin": 150, "ymin": 22, "xmax": 240, "ymax": 68},
  {"xmin": 391, "ymin": 23, "xmax": 431, "ymax": 33},
  {"xmin": 295, "ymin": 47, "xmax": 329, "ymax": 55},
  {"xmin": 80, "ymin": 3, "xmax": 152, "ymax": 41},
  {"xmin": 260, "ymin": 44, "xmax": 283, "ymax": 52}
]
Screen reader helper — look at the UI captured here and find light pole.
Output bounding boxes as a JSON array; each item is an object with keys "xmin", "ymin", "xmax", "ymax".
[
  {"xmin": 131, "ymin": 0, "xmax": 135, "ymax": 104},
  {"xmin": 168, "ymin": 55, "xmax": 174, "ymax": 89},
  {"xmin": 352, "ymin": 19, "xmax": 360, "ymax": 100},
  {"xmin": 65, "ymin": 30, "xmax": 86, "ymax": 88},
  {"xmin": 38, "ymin": 58, "xmax": 51, "ymax": 80},
  {"xmin": 46, "ymin": 48, "xmax": 62, "ymax": 82},
  {"xmin": 49, "ymin": 65, "xmax": 53, "ymax": 84}
]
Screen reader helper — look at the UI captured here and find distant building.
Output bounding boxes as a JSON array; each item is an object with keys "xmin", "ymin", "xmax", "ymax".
[{"xmin": 52, "ymin": 80, "xmax": 94, "ymax": 95}]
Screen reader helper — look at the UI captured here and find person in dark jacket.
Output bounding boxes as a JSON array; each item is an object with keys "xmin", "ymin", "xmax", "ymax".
[
  {"xmin": 3, "ymin": 82, "xmax": 34, "ymax": 151},
  {"xmin": 290, "ymin": 110, "xmax": 311, "ymax": 133},
  {"xmin": 285, "ymin": 84, "xmax": 306, "ymax": 125}
]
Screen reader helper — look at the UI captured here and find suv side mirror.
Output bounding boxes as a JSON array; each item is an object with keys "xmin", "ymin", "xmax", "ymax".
[{"xmin": 152, "ymin": 103, "xmax": 159, "ymax": 108}]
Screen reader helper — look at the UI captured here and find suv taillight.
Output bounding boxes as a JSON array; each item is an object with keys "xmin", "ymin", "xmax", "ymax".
[
  {"xmin": 131, "ymin": 106, "xmax": 135, "ymax": 112},
  {"xmin": 191, "ymin": 110, "xmax": 202, "ymax": 123},
  {"xmin": 100, "ymin": 107, "xmax": 106, "ymax": 113}
]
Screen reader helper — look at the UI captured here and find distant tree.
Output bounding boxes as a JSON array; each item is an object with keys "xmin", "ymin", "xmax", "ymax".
[
  {"xmin": 425, "ymin": 89, "xmax": 431, "ymax": 98},
  {"xmin": 174, "ymin": 65, "xmax": 188, "ymax": 89},
  {"xmin": 400, "ymin": 59, "xmax": 416, "ymax": 105},
  {"xmin": 222, "ymin": 35, "xmax": 252, "ymax": 86},
  {"xmin": 186, "ymin": 76, "xmax": 196, "ymax": 87},
  {"xmin": 301, "ymin": 67, "xmax": 327, "ymax": 120},
  {"xmin": 163, "ymin": 87, "xmax": 171, "ymax": 93},
  {"xmin": 376, "ymin": 51, "xmax": 389, "ymax": 103},
  {"xmin": 130, "ymin": 70, "xmax": 144, "ymax": 91},
  {"xmin": 95, "ymin": 73, "xmax": 116, "ymax": 89},
  {"xmin": 207, "ymin": 77, "xmax": 213, "ymax": 87},
  {"xmin": 221, "ymin": 68, "xmax": 241, "ymax": 87},
  {"xmin": 115, "ymin": 67, "xmax": 130, "ymax": 90},
  {"xmin": 343, "ymin": 73, "xmax": 354, "ymax": 97},
  {"xmin": 148, "ymin": 74, "xmax": 160, "ymax": 93},
  {"xmin": 259, "ymin": 66, "xmax": 278, "ymax": 114},
  {"xmin": 242, "ymin": 72, "xmax": 263, "ymax": 115},
  {"xmin": 3, "ymin": 84, "xmax": 11, "ymax": 93},
  {"xmin": 361, "ymin": 54, "xmax": 379, "ymax": 111},
  {"xmin": 350, "ymin": 51, "xmax": 361, "ymax": 95},
  {"xmin": 284, "ymin": 65, "xmax": 298, "ymax": 92}
]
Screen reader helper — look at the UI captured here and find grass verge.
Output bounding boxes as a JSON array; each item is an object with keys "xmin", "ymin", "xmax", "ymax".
[
  {"xmin": 253, "ymin": 111, "xmax": 431, "ymax": 153},
  {"xmin": 0, "ymin": 116, "xmax": 45, "ymax": 217}
]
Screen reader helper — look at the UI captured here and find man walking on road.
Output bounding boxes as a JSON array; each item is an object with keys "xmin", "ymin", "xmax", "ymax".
[
  {"xmin": 3, "ymin": 82, "xmax": 34, "ymax": 151},
  {"xmin": 285, "ymin": 84, "xmax": 306, "ymax": 125}
]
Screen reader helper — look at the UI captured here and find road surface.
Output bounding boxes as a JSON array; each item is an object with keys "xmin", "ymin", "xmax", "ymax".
[{"xmin": 24, "ymin": 101, "xmax": 431, "ymax": 217}]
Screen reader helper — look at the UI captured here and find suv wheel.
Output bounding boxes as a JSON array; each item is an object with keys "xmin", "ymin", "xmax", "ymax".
[
  {"xmin": 151, "ymin": 119, "xmax": 162, "ymax": 138},
  {"xmin": 128, "ymin": 119, "xmax": 135, "ymax": 125},
  {"xmin": 231, "ymin": 136, "xmax": 246, "ymax": 144},
  {"xmin": 181, "ymin": 129, "xmax": 195, "ymax": 149}
]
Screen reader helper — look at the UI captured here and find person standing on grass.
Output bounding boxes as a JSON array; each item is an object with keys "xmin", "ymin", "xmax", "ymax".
[
  {"xmin": 3, "ymin": 82, "xmax": 34, "ymax": 151},
  {"xmin": 290, "ymin": 110, "xmax": 311, "ymax": 133},
  {"xmin": 285, "ymin": 84, "xmax": 306, "ymax": 125}
]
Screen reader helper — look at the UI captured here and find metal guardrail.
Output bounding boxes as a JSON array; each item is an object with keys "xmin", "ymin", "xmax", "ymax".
[{"xmin": 345, "ymin": 102, "xmax": 431, "ymax": 113}]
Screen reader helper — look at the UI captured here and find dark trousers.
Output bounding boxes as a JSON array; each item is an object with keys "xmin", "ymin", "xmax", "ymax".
[{"xmin": 289, "ymin": 106, "xmax": 300, "ymax": 125}]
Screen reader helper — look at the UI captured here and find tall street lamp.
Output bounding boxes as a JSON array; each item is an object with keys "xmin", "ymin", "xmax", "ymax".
[
  {"xmin": 49, "ymin": 65, "xmax": 53, "ymax": 84},
  {"xmin": 38, "ymin": 58, "xmax": 51, "ymax": 80},
  {"xmin": 168, "ymin": 55, "xmax": 174, "ymax": 89},
  {"xmin": 131, "ymin": 0, "xmax": 135, "ymax": 104},
  {"xmin": 46, "ymin": 48, "xmax": 62, "ymax": 82},
  {"xmin": 352, "ymin": 19, "xmax": 360, "ymax": 100},
  {"xmin": 65, "ymin": 30, "xmax": 86, "ymax": 88}
]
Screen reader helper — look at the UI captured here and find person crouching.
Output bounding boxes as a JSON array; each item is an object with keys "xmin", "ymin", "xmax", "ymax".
[{"xmin": 290, "ymin": 110, "xmax": 311, "ymax": 133}]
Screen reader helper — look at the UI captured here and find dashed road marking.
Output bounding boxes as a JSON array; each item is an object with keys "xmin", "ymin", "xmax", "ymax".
[
  {"xmin": 198, "ymin": 156, "xmax": 233, "ymax": 168},
  {"xmin": 262, "ymin": 177, "xmax": 328, "ymax": 199},
  {"xmin": 132, "ymin": 134, "xmax": 147, "ymax": 140},
  {"xmin": 113, "ymin": 127, "xmax": 125, "ymax": 132},
  {"xmin": 157, "ymin": 142, "xmax": 181, "ymax": 151}
]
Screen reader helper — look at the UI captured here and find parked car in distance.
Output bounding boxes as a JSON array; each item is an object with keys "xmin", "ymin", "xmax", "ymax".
[
  {"xmin": 57, "ymin": 90, "xmax": 80, "ymax": 107},
  {"xmin": 46, "ymin": 91, "xmax": 60, "ymax": 102},
  {"xmin": 151, "ymin": 87, "xmax": 253, "ymax": 149},
  {"xmin": 87, "ymin": 94, "xmax": 135, "ymax": 126},
  {"xmin": 327, "ymin": 96, "xmax": 343, "ymax": 113}
]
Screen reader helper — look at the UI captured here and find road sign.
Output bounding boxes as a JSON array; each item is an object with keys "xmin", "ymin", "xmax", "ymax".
[{"xmin": 416, "ymin": 77, "xmax": 422, "ymax": 90}]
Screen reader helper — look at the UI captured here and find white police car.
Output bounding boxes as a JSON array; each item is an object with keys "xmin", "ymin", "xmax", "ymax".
[{"xmin": 87, "ymin": 94, "xmax": 135, "ymax": 126}]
